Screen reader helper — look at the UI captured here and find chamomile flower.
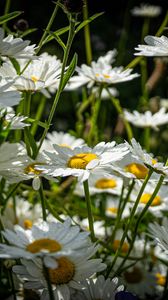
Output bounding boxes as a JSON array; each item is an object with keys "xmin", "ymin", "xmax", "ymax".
[
  {"xmin": 71, "ymin": 275, "xmax": 124, "ymax": 300},
  {"xmin": 38, "ymin": 141, "xmax": 129, "ymax": 183},
  {"xmin": 0, "ymin": 107, "xmax": 29, "ymax": 130},
  {"xmin": 134, "ymin": 35, "xmax": 168, "ymax": 57},
  {"xmin": 13, "ymin": 250, "xmax": 106, "ymax": 299},
  {"xmin": 123, "ymin": 108, "xmax": 168, "ymax": 131},
  {"xmin": 149, "ymin": 218, "xmax": 168, "ymax": 255},
  {"xmin": 106, "ymin": 196, "xmax": 131, "ymax": 219},
  {"xmin": 131, "ymin": 182, "xmax": 168, "ymax": 217},
  {"xmin": 0, "ymin": 27, "xmax": 36, "ymax": 59},
  {"xmin": 41, "ymin": 131, "xmax": 85, "ymax": 153},
  {"xmin": 131, "ymin": 3, "xmax": 162, "ymax": 18},
  {"xmin": 0, "ymin": 219, "xmax": 98, "ymax": 267},
  {"xmin": 0, "ymin": 78, "xmax": 21, "ymax": 108},
  {"xmin": 66, "ymin": 50, "xmax": 139, "ymax": 90},
  {"xmin": 1, "ymin": 197, "xmax": 42, "ymax": 230}
]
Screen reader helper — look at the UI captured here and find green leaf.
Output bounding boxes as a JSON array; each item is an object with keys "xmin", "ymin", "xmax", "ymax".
[
  {"xmin": 45, "ymin": 30, "xmax": 66, "ymax": 50},
  {"xmin": 27, "ymin": 118, "xmax": 49, "ymax": 129},
  {"xmin": 75, "ymin": 12, "xmax": 104, "ymax": 34},
  {"xmin": 61, "ymin": 53, "xmax": 78, "ymax": 91},
  {"xmin": 20, "ymin": 28, "xmax": 37, "ymax": 38},
  {"xmin": 42, "ymin": 26, "xmax": 70, "ymax": 45},
  {"xmin": 24, "ymin": 127, "xmax": 38, "ymax": 158},
  {"xmin": 9, "ymin": 57, "xmax": 20, "ymax": 74},
  {"xmin": 0, "ymin": 11, "xmax": 23, "ymax": 25}
]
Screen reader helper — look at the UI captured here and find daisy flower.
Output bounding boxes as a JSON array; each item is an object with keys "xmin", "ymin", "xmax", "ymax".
[
  {"xmin": 13, "ymin": 251, "xmax": 106, "ymax": 299},
  {"xmin": 0, "ymin": 219, "xmax": 98, "ymax": 267},
  {"xmin": 149, "ymin": 218, "xmax": 168, "ymax": 255},
  {"xmin": 134, "ymin": 35, "xmax": 168, "ymax": 57},
  {"xmin": 41, "ymin": 131, "xmax": 85, "ymax": 153},
  {"xmin": 66, "ymin": 50, "xmax": 139, "ymax": 90},
  {"xmin": 123, "ymin": 108, "xmax": 168, "ymax": 131},
  {"xmin": 131, "ymin": 4, "xmax": 162, "ymax": 18},
  {"xmin": 38, "ymin": 141, "xmax": 129, "ymax": 183},
  {"xmin": 0, "ymin": 107, "xmax": 29, "ymax": 130},
  {"xmin": 0, "ymin": 27, "xmax": 36, "ymax": 59},
  {"xmin": 71, "ymin": 275, "xmax": 124, "ymax": 300},
  {"xmin": 0, "ymin": 52, "xmax": 62, "ymax": 93},
  {"xmin": 0, "ymin": 78, "xmax": 21, "ymax": 108},
  {"xmin": 106, "ymin": 196, "xmax": 131, "ymax": 219},
  {"xmin": 131, "ymin": 182, "xmax": 168, "ymax": 217}
]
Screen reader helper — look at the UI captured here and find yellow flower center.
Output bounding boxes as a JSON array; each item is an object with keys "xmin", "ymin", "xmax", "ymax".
[
  {"xmin": 59, "ymin": 143, "xmax": 71, "ymax": 148},
  {"xmin": 107, "ymin": 207, "xmax": 118, "ymax": 214},
  {"xmin": 156, "ymin": 273, "xmax": 166, "ymax": 286},
  {"xmin": 24, "ymin": 219, "xmax": 33, "ymax": 229},
  {"xmin": 24, "ymin": 163, "xmax": 43, "ymax": 175},
  {"xmin": 103, "ymin": 74, "xmax": 111, "ymax": 79},
  {"xmin": 140, "ymin": 193, "xmax": 161, "ymax": 206},
  {"xmin": 31, "ymin": 75, "xmax": 39, "ymax": 82},
  {"xmin": 48, "ymin": 257, "xmax": 75, "ymax": 285},
  {"xmin": 125, "ymin": 163, "xmax": 148, "ymax": 179},
  {"xmin": 95, "ymin": 178, "xmax": 117, "ymax": 189},
  {"xmin": 112, "ymin": 240, "xmax": 129, "ymax": 254},
  {"xmin": 67, "ymin": 153, "xmax": 98, "ymax": 169},
  {"xmin": 26, "ymin": 238, "xmax": 61, "ymax": 253},
  {"xmin": 124, "ymin": 267, "xmax": 143, "ymax": 284}
]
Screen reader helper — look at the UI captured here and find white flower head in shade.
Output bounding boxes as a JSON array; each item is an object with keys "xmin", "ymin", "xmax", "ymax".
[
  {"xmin": 134, "ymin": 35, "xmax": 168, "ymax": 57},
  {"xmin": 123, "ymin": 108, "xmax": 168, "ymax": 131},
  {"xmin": 71, "ymin": 275, "xmax": 124, "ymax": 300},
  {"xmin": 38, "ymin": 141, "xmax": 129, "ymax": 183},
  {"xmin": 1, "ymin": 197, "xmax": 42, "ymax": 230},
  {"xmin": 0, "ymin": 107, "xmax": 29, "ymax": 130},
  {"xmin": 149, "ymin": 218, "xmax": 168, "ymax": 255},
  {"xmin": 0, "ymin": 219, "xmax": 102, "ymax": 267},
  {"xmin": 131, "ymin": 181, "xmax": 168, "ymax": 217},
  {"xmin": 0, "ymin": 52, "xmax": 62, "ymax": 93},
  {"xmin": 122, "ymin": 262, "xmax": 156, "ymax": 298},
  {"xmin": 66, "ymin": 50, "xmax": 139, "ymax": 90},
  {"xmin": 106, "ymin": 195, "xmax": 131, "ymax": 219},
  {"xmin": 131, "ymin": 3, "xmax": 162, "ymax": 18},
  {"xmin": 0, "ymin": 77, "xmax": 21, "ymax": 108},
  {"xmin": 41, "ymin": 131, "xmax": 85, "ymax": 153},
  {"xmin": 125, "ymin": 138, "xmax": 168, "ymax": 176},
  {"xmin": 0, "ymin": 27, "xmax": 36, "ymax": 59},
  {"xmin": 12, "ymin": 246, "xmax": 106, "ymax": 299}
]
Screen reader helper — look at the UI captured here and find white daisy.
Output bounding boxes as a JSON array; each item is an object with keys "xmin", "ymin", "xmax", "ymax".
[
  {"xmin": 1, "ymin": 197, "xmax": 42, "ymax": 230},
  {"xmin": 0, "ymin": 52, "xmax": 62, "ymax": 93},
  {"xmin": 106, "ymin": 196, "xmax": 131, "ymax": 219},
  {"xmin": 74, "ymin": 174, "xmax": 123, "ymax": 196},
  {"xmin": 66, "ymin": 50, "xmax": 139, "ymax": 90},
  {"xmin": 0, "ymin": 107, "xmax": 29, "ymax": 130},
  {"xmin": 13, "ymin": 250, "xmax": 106, "ymax": 299},
  {"xmin": 149, "ymin": 218, "xmax": 168, "ymax": 256},
  {"xmin": 70, "ymin": 275, "xmax": 124, "ymax": 300},
  {"xmin": 121, "ymin": 262, "xmax": 156, "ymax": 298},
  {"xmin": 38, "ymin": 141, "xmax": 129, "ymax": 183},
  {"xmin": 0, "ymin": 27, "xmax": 36, "ymax": 59},
  {"xmin": 41, "ymin": 131, "xmax": 85, "ymax": 153},
  {"xmin": 0, "ymin": 219, "xmax": 97, "ymax": 267},
  {"xmin": 131, "ymin": 4, "xmax": 162, "ymax": 18},
  {"xmin": 134, "ymin": 35, "xmax": 168, "ymax": 57},
  {"xmin": 78, "ymin": 218, "xmax": 106, "ymax": 239},
  {"xmin": 123, "ymin": 108, "xmax": 168, "ymax": 131},
  {"xmin": 0, "ymin": 78, "xmax": 21, "ymax": 108},
  {"xmin": 131, "ymin": 182, "xmax": 168, "ymax": 217}
]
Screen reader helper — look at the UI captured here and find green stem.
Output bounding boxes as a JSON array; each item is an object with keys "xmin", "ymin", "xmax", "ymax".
[
  {"xmin": 83, "ymin": 0, "xmax": 92, "ymax": 65},
  {"xmin": 37, "ymin": 14, "xmax": 76, "ymax": 154},
  {"xmin": 2, "ymin": 0, "xmax": 11, "ymax": 31},
  {"xmin": 108, "ymin": 180, "xmax": 135, "ymax": 246},
  {"xmin": 43, "ymin": 263, "xmax": 55, "ymax": 300},
  {"xmin": 156, "ymin": 11, "xmax": 168, "ymax": 36},
  {"xmin": 31, "ymin": 95, "xmax": 46, "ymax": 136},
  {"xmin": 115, "ymin": 174, "xmax": 164, "ymax": 276},
  {"xmin": 2, "ymin": 183, "xmax": 20, "ymax": 213},
  {"xmin": 8, "ymin": 271, "xmax": 17, "ymax": 300},
  {"xmin": 39, "ymin": 181, "xmax": 47, "ymax": 221},
  {"xmin": 143, "ymin": 126, "xmax": 150, "ymax": 152},
  {"xmin": 141, "ymin": 17, "xmax": 150, "ymax": 43},
  {"xmin": 106, "ymin": 169, "xmax": 153, "ymax": 277},
  {"xmin": 83, "ymin": 180, "xmax": 95, "ymax": 242},
  {"xmin": 107, "ymin": 89, "xmax": 133, "ymax": 142}
]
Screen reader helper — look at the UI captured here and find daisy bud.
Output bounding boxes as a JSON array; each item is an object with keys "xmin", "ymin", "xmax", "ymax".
[
  {"xmin": 63, "ymin": 0, "xmax": 84, "ymax": 13},
  {"xmin": 13, "ymin": 19, "xmax": 29, "ymax": 31}
]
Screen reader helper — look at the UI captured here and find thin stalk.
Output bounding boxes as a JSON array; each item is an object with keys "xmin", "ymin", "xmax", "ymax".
[
  {"xmin": 115, "ymin": 174, "xmax": 164, "ymax": 276},
  {"xmin": 2, "ymin": 183, "xmax": 20, "ymax": 213},
  {"xmin": 106, "ymin": 169, "xmax": 153, "ymax": 277},
  {"xmin": 37, "ymin": 14, "xmax": 76, "ymax": 154},
  {"xmin": 83, "ymin": 0, "xmax": 92, "ymax": 65},
  {"xmin": 143, "ymin": 126, "xmax": 150, "ymax": 152},
  {"xmin": 141, "ymin": 17, "xmax": 150, "ymax": 43},
  {"xmin": 156, "ymin": 11, "xmax": 168, "ymax": 36},
  {"xmin": 83, "ymin": 180, "xmax": 95, "ymax": 242},
  {"xmin": 107, "ymin": 89, "xmax": 133, "ymax": 142},
  {"xmin": 108, "ymin": 180, "xmax": 135, "ymax": 246},
  {"xmin": 43, "ymin": 263, "xmax": 55, "ymax": 300},
  {"xmin": 39, "ymin": 181, "xmax": 47, "ymax": 221},
  {"xmin": 3, "ymin": 0, "xmax": 11, "ymax": 31},
  {"xmin": 8, "ymin": 271, "xmax": 17, "ymax": 300},
  {"xmin": 31, "ymin": 95, "xmax": 46, "ymax": 136}
]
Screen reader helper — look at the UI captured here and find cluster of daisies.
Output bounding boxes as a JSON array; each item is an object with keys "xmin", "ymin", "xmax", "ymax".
[{"xmin": 0, "ymin": 1, "xmax": 168, "ymax": 300}]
